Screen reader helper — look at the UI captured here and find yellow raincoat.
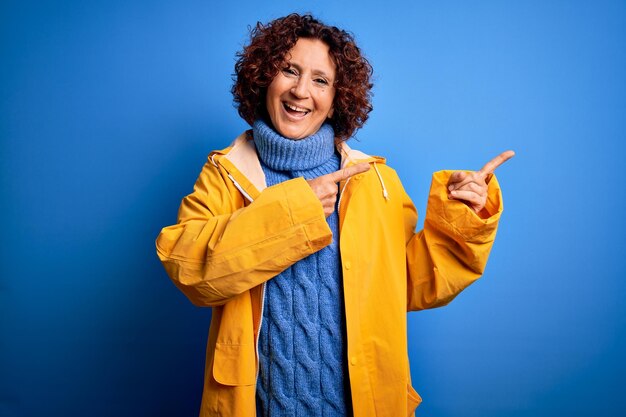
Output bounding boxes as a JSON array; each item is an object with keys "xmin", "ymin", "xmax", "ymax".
[{"xmin": 156, "ymin": 132, "xmax": 503, "ymax": 416}]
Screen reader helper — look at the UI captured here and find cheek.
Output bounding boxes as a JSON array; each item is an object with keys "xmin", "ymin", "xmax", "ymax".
[
  {"xmin": 266, "ymin": 78, "xmax": 282, "ymax": 111},
  {"xmin": 267, "ymin": 99, "xmax": 282, "ymax": 126},
  {"xmin": 325, "ymin": 95, "xmax": 336, "ymax": 117}
]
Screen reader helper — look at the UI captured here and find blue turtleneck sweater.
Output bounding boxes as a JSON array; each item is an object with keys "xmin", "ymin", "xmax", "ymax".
[{"xmin": 253, "ymin": 120, "xmax": 350, "ymax": 416}]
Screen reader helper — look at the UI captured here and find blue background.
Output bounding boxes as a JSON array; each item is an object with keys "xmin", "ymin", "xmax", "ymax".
[{"xmin": 2, "ymin": 1, "xmax": 625, "ymax": 416}]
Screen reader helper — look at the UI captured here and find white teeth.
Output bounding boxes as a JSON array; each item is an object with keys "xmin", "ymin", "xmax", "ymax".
[{"xmin": 284, "ymin": 102, "xmax": 309, "ymax": 113}]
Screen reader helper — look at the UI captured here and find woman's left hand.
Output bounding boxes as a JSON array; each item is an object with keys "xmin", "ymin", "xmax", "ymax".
[{"xmin": 447, "ymin": 150, "xmax": 515, "ymax": 214}]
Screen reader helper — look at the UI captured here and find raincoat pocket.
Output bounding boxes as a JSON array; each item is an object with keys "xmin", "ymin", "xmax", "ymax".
[{"xmin": 212, "ymin": 342, "xmax": 256, "ymax": 386}]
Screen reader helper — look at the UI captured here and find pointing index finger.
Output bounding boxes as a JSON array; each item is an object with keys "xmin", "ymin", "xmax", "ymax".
[
  {"xmin": 330, "ymin": 163, "xmax": 371, "ymax": 182},
  {"xmin": 477, "ymin": 150, "xmax": 515, "ymax": 176}
]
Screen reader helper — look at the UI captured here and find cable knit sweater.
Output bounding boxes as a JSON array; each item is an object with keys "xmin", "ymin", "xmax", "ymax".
[{"xmin": 253, "ymin": 120, "xmax": 350, "ymax": 416}]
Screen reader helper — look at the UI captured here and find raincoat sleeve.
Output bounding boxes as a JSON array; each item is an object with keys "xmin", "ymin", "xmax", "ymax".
[
  {"xmin": 405, "ymin": 170, "xmax": 503, "ymax": 311},
  {"xmin": 155, "ymin": 158, "xmax": 332, "ymax": 307}
]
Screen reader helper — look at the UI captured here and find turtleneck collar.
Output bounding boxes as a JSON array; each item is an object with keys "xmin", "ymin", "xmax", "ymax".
[{"xmin": 252, "ymin": 119, "xmax": 336, "ymax": 171}]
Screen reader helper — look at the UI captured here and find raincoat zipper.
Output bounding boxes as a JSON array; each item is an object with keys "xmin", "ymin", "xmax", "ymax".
[
  {"xmin": 224, "ymin": 158, "xmax": 386, "ymax": 387},
  {"xmin": 224, "ymin": 172, "xmax": 266, "ymax": 384}
]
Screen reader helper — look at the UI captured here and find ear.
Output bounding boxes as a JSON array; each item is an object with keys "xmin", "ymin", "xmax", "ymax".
[{"xmin": 328, "ymin": 106, "xmax": 334, "ymax": 119}]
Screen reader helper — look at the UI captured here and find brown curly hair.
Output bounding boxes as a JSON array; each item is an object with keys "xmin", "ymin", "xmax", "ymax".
[{"xmin": 232, "ymin": 13, "xmax": 373, "ymax": 141}]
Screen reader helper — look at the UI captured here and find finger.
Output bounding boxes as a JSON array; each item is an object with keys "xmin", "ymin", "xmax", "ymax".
[
  {"xmin": 322, "ymin": 194, "xmax": 338, "ymax": 217},
  {"xmin": 449, "ymin": 174, "xmax": 481, "ymax": 192},
  {"xmin": 319, "ymin": 182, "xmax": 339, "ymax": 198},
  {"xmin": 324, "ymin": 196, "xmax": 337, "ymax": 205},
  {"xmin": 329, "ymin": 163, "xmax": 370, "ymax": 182},
  {"xmin": 449, "ymin": 189, "xmax": 484, "ymax": 206},
  {"xmin": 448, "ymin": 171, "xmax": 490, "ymax": 192},
  {"xmin": 477, "ymin": 150, "xmax": 515, "ymax": 177},
  {"xmin": 454, "ymin": 181, "xmax": 485, "ymax": 195},
  {"xmin": 447, "ymin": 171, "xmax": 467, "ymax": 190}
]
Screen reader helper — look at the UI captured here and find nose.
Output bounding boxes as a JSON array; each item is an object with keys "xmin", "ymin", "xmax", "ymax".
[{"xmin": 291, "ymin": 75, "xmax": 309, "ymax": 99}]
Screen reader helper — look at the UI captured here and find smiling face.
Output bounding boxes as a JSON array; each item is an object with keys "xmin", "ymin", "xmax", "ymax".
[{"xmin": 265, "ymin": 38, "xmax": 336, "ymax": 140}]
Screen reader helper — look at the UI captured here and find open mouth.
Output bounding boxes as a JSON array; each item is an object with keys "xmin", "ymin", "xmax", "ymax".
[{"xmin": 283, "ymin": 102, "xmax": 310, "ymax": 117}]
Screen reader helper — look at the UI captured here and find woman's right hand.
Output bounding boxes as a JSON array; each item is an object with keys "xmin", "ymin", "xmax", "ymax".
[{"xmin": 306, "ymin": 163, "xmax": 370, "ymax": 216}]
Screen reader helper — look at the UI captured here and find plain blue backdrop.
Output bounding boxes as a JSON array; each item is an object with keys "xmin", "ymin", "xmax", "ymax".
[{"xmin": 2, "ymin": 1, "xmax": 625, "ymax": 416}]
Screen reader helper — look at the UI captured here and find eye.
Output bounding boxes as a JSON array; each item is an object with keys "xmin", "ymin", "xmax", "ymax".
[
  {"xmin": 313, "ymin": 78, "xmax": 329, "ymax": 86},
  {"xmin": 282, "ymin": 67, "xmax": 298, "ymax": 77}
]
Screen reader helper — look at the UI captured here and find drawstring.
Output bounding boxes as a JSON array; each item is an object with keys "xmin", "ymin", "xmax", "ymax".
[
  {"xmin": 337, "ymin": 178, "xmax": 350, "ymax": 210},
  {"xmin": 373, "ymin": 163, "xmax": 389, "ymax": 201},
  {"xmin": 338, "ymin": 162, "xmax": 389, "ymax": 210},
  {"xmin": 227, "ymin": 174, "xmax": 254, "ymax": 203},
  {"xmin": 212, "ymin": 154, "xmax": 254, "ymax": 202}
]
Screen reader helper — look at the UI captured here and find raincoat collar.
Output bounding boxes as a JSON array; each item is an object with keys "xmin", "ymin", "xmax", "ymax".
[{"xmin": 211, "ymin": 131, "xmax": 386, "ymax": 200}]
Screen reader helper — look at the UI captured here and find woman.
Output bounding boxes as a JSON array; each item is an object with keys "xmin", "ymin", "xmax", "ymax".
[{"xmin": 156, "ymin": 13, "xmax": 513, "ymax": 417}]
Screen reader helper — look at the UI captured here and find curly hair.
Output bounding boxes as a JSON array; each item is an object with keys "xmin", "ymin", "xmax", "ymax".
[{"xmin": 232, "ymin": 13, "xmax": 373, "ymax": 141}]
